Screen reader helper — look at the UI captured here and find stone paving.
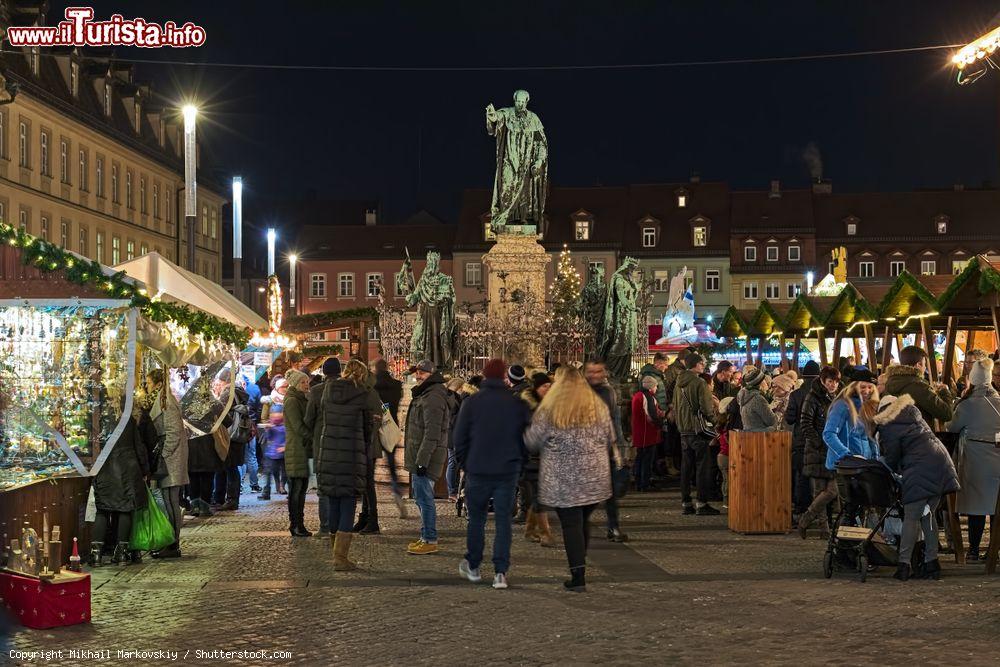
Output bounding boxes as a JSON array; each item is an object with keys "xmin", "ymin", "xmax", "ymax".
[{"xmin": 7, "ymin": 486, "xmax": 1000, "ymax": 666}]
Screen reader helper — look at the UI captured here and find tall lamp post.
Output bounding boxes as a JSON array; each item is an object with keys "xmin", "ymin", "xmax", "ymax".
[
  {"xmin": 289, "ymin": 253, "xmax": 298, "ymax": 315},
  {"xmin": 266, "ymin": 228, "xmax": 276, "ymax": 276},
  {"xmin": 232, "ymin": 176, "xmax": 243, "ymax": 301},
  {"xmin": 182, "ymin": 104, "xmax": 198, "ymax": 272}
]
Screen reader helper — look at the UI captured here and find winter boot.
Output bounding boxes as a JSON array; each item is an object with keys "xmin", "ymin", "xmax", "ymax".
[
  {"xmin": 919, "ymin": 559, "xmax": 941, "ymax": 580},
  {"xmin": 524, "ymin": 509, "xmax": 539, "ymax": 542},
  {"xmin": 111, "ymin": 541, "xmax": 130, "ymax": 565},
  {"xmin": 352, "ymin": 514, "xmax": 368, "ymax": 533},
  {"xmin": 536, "ymin": 512, "xmax": 556, "ymax": 548},
  {"xmin": 87, "ymin": 541, "xmax": 104, "ymax": 567},
  {"xmin": 893, "ymin": 563, "xmax": 912, "ymax": 581},
  {"xmin": 333, "ymin": 531, "xmax": 358, "ymax": 571},
  {"xmin": 797, "ymin": 510, "xmax": 816, "ymax": 539},
  {"xmin": 563, "ymin": 567, "xmax": 586, "ymax": 592}
]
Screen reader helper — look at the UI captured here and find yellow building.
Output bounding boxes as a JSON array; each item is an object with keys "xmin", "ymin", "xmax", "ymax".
[{"xmin": 0, "ymin": 7, "xmax": 226, "ymax": 280}]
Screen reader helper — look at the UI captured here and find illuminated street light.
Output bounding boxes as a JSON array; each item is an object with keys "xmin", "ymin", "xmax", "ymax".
[
  {"xmin": 182, "ymin": 104, "xmax": 198, "ymax": 271},
  {"xmin": 266, "ymin": 228, "xmax": 276, "ymax": 276},
  {"xmin": 289, "ymin": 253, "xmax": 298, "ymax": 313},
  {"xmin": 232, "ymin": 176, "xmax": 243, "ymax": 300}
]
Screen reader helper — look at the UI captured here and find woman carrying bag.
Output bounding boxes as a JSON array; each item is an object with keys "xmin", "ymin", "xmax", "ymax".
[{"xmin": 145, "ymin": 369, "xmax": 188, "ymax": 559}]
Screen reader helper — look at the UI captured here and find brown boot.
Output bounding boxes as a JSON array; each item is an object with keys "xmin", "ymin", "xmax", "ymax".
[
  {"xmin": 333, "ymin": 531, "xmax": 357, "ymax": 571},
  {"xmin": 536, "ymin": 511, "xmax": 556, "ymax": 548},
  {"xmin": 524, "ymin": 509, "xmax": 540, "ymax": 542}
]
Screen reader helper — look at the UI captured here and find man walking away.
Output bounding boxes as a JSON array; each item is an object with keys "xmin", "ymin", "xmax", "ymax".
[
  {"xmin": 404, "ymin": 360, "xmax": 451, "ymax": 555},
  {"xmin": 584, "ymin": 358, "xmax": 630, "ymax": 542},
  {"xmin": 673, "ymin": 352, "xmax": 720, "ymax": 516},
  {"xmin": 453, "ymin": 359, "xmax": 530, "ymax": 589}
]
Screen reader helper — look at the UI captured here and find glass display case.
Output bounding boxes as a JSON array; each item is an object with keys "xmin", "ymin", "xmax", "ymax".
[
  {"xmin": 172, "ymin": 358, "xmax": 237, "ymax": 436},
  {"xmin": 0, "ymin": 303, "xmax": 134, "ymax": 491}
]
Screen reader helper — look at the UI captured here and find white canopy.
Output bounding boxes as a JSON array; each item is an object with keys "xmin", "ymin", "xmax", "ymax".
[{"xmin": 114, "ymin": 252, "xmax": 267, "ymax": 331}]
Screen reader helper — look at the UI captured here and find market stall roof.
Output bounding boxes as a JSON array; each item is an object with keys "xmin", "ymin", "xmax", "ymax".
[{"xmin": 114, "ymin": 252, "xmax": 267, "ymax": 331}]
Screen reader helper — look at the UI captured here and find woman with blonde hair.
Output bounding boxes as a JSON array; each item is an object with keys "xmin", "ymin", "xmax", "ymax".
[{"xmin": 526, "ymin": 366, "xmax": 613, "ymax": 592}]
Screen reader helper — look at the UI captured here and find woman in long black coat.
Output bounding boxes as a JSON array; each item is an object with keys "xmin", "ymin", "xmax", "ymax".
[
  {"xmin": 316, "ymin": 359, "xmax": 374, "ymax": 571},
  {"xmin": 90, "ymin": 416, "xmax": 150, "ymax": 566},
  {"xmin": 798, "ymin": 367, "xmax": 841, "ymax": 538}
]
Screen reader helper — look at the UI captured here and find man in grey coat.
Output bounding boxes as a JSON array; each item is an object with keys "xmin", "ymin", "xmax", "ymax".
[{"xmin": 404, "ymin": 359, "xmax": 451, "ymax": 555}]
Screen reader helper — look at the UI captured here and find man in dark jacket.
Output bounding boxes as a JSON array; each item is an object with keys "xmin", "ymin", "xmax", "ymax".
[
  {"xmin": 452, "ymin": 359, "xmax": 529, "ymax": 589},
  {"xmin": 672, "ymin": 352, "xmax": 719, "ymax": 516},
  {"xmin": 785, "ymin": 360, "xmax": 819, "ymax": 521},
  {"xmin": 711, "ymin": 361, "xmax": 738, "ymax": 401},
  {"xmin": 372, "ymin": 359, "xmax": 405, "ymax": 515},
  {"xmin": 506, "ymin": 364, "xmax": 530, "ymax": 395},
  {"xmin": 884, "ymin": 346, "xmax": 954, "ymax": 428},
  {"xmin": 661, "ymin": 350, "xmax": 691, "ymax": 476},
  {"xmin": 585, "ymin": 359, "xmax": 629, "ymax": 542},
  {"xmin": 404, "ymin": 359, "xmax": 451, "ymax": 555},
  {"xmin": 304, "ymin": 357, "xmax": 342, "ymax": 537}
]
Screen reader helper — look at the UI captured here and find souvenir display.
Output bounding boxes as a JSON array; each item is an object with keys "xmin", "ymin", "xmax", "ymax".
[
  {"xmin": 175, "ymin": 358, "xmax": 238, "ymax": 436},
  {"xmin": 0, "ymin": 304, "xmax": 132, "ymax": 490}
]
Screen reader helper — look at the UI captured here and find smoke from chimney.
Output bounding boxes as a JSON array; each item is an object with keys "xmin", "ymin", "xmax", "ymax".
[{"xmin": 802, "ymin": 141, "xmax": 823, "ymax": 180}]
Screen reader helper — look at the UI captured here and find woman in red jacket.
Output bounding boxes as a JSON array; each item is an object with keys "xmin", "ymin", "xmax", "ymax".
[{"xmin": 631, "ymin": 376, "xmax": 664, "ymax": 491}]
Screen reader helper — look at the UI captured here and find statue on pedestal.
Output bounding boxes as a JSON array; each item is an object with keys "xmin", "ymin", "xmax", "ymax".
[
  {"xmin": 485, "ymin": 89, "xmax": 548, "ymax": 235},
  {"xmin": 600, "ymin": 257, "xmax": 640, "ymax": 379},
  {"xmin": 396, "ymin": 251, "xmax": 456, "ymax": 370},
  {"xmin": 580, "ymin": 265, "xmax": 608, "ymax": 344}
]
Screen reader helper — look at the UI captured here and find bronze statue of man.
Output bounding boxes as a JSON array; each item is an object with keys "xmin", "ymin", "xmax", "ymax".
[
  {"xmin": 485, "ymin": 89, "xmax": 548, "ymax": 234},
  {"xmin": 396, "ymin": 251, "xmax": 456, "ymax": 370}
]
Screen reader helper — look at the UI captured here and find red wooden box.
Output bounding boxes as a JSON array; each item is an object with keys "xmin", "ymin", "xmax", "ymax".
[{"xmin": 0, "ymin": 571, "xmax": 91, "ymax": 629}]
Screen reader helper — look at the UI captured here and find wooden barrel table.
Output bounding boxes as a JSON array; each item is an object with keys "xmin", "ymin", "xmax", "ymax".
[{"xmin": 728, "ymin": 431, "xmax": 792, "ymax": 534}]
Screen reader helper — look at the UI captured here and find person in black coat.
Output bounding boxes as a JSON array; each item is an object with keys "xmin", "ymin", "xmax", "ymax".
[
  {"xmin": 798, "ymin": 367, "xmax": 841, "ymax": 538},
  {"xmin": 875, "ymin": 393, "xmax": 960, "ymax": 581},
  {"xmin": 213, "ymin": 384, "xmax": 249, "ymax": 511},
  {"xmin": 316, "ymin": 367, "xmax": 374, "ymax": 571},
  {"xmin": 90, "ymin": 415, "xmax": 150, "ymax": 566},
  {"xmin": 372, "ymin": 359, "xmax": 405, "ymax": 512},
  {"xmin": 785, "ymin": 360, "xmax": 820, "ymax": 521}
]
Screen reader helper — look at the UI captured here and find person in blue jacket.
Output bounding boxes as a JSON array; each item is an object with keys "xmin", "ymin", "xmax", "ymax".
[{"xmin": 822, "ymin": 368, "xmax": 880, "ymax": 472}]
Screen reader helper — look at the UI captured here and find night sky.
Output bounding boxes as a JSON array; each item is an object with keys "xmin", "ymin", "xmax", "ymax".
[{"xmin": 49, "ymin": 1, "xmax": 1000, "ymax": 229}]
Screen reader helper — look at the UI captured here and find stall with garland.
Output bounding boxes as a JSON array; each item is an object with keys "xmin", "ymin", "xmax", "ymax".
[{"xmin": 0, "ymin": 223, "xmax": 260, "ymax": 564}]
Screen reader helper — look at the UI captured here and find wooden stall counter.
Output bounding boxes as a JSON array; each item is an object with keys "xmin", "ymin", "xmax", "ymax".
[{"xmin": 728, "ymin": 431, "xmax": 792, "ymax": 535}]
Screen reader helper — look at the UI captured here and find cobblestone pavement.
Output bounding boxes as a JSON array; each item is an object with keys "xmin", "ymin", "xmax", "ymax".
[{"xmin": 8, "ymin": 485, "xmax": 1000, "ymax": 666}]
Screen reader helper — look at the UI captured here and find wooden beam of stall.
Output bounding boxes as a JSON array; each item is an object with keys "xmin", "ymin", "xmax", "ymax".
[
  {"xmin": 920, "ymin": 317, "xmax": 939, "ymax": 383},
  {"xmin": 852, "ymin": 337, "xmax": 863, "ymax": 366},
  {"xmin": 863, "ymin": 324, "xmax": 877, "ymax": 373},
  {"xmin": 817, "ymin": 330, "xmax": 828, "ymax": 366},
  {"xmin": 832, "ymin": 330, "xmax": 843, "ymax": 366},
  {"xmin": 745, "ymin": 336, "xmax": 753, "ymax": 366},
  {"xmin": 881, "ymin": 325, "xmax": 893, "ymax": 370},
  {"xmin": 756, "ymin": 336, "xmax": 766, "ymax": 368},
  {"xmin": 792, "ymin": 334, "xmax": 801, "ymax": 370},
  {"xmin": 779, "ymin": 334, "xmax": 787, "ymax": 366},
  {"xmin": 993, "ymin": 306, "xmax": 1000, "ymax": 352},
  {"xmin": 942, "ymin": 316, "xmax": 958, "ymax": 385}
]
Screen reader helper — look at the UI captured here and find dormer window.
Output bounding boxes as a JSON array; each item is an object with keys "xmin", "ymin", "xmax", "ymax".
[
  {"xmin": 766, "ymin": 246, "xmax": 779, "ymax": 262},
  {"xmin": 935, "ymin": 215, "xmax": 949, "ymax": 234},
  {"xmin": 30, "ymin": 47, "xmax": 39, "ymax": 76},
  {"xmin": 847, "ymin": 222, "xmax": 857, "ymax": 236},
  {"xmin": 104, "ymin": 83, "xmax": 112, "ymax": 116},
  {"xmin": 843, "ymin": 214, "xmax": 860, "ymax": 236},
  {"xmin": 70, "ymin": 62, "xmax": 79, "ymax": 97},
  {"xmin": 693, "ymin": 226, "xmax": 707, "ymax": 247},
  {"xmin": 575, "ymin": 220, "xmax": 590, "ymax": 241},
  {"xmin": 642, "ymin": 228, "xmax": 656, "ymax": 248},
  {"xmin": 675, "ymin": 188, "xmax": 689, "ymax": 208},
  {"xmin": 134, "ymin": 100, "xmax": 141, "ymax": 133},
  {"xmin": 744, "ymin": 245, "xmax": 757, "ymax": 262}
]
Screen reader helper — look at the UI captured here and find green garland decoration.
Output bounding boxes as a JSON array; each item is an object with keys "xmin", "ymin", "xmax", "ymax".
[
  {"xmin": 283, "ymin": 306, "xmax": 378, "ymax": 333},
  {"xmin": 0, "ymin": 222, "xmax": 252, "ymax": 347}
]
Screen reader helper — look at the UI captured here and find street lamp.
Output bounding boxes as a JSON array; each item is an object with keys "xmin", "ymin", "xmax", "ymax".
[
  {"xmin": 232, "ymin": 176, "xmax": 243, "ymax": 301},
  {"xmin": 182, "ymin": 104, "xmax": 198, "ymax": 272},
  {"xmin": 289, "ymin": 253, "xmax": 298, "ymax": 314},
  {"xmin": 266, "ymin": 228, "xmax": 276, "ymax": 276},
  {"xmin": 806, "ymin": 271, "xmax": 815, "ymax": 295}
]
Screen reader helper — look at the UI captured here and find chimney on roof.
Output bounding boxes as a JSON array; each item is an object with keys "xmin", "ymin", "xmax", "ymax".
[
  {"xmin": 812, "ymin": 178, "xmax": 832, "ymax": 195},
  {"xmin": 365, "ymin": 208, "xmax": 377, "ymax": 226},
  {"xmin": 769, "ymin": 179, "xmax": 781, "ymax": 199},
  {"xmin": 689, "ymin": 172, "xmax": 701, "ymax": 184}
]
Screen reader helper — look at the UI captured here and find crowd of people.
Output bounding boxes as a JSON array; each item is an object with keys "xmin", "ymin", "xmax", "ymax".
[{"xmin": 83, "ymin": 340, "xmax": 1000, "ymax": 590}]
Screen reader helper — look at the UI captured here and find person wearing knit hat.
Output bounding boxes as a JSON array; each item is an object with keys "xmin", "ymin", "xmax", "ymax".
[
  {"xmin": 282, "ymin": 369, "xmax": 314, "ymax": 537},
  {"xmin": 801, "ymin": 360, "xmax": 821, "ymax": 377},
  {"xmin": 738, "ymin": 367, "xmax": 777, "ymax": 432},
  {"xmin": 483, "ymin": 359, "xmax": 507, "ymax": 380},
  {"xmin": 322, "ymin": 357, "xmax": 342, "ymax": 378},
  {"xmin": 769, "ymin": 373, "xmax": 796, "ymax": 430},
  {"xmin": 946, "ymin": 356, "xmax": 1000, "ymax": 562},
  {"xmin": 741, "ymin": 366, "xmax": 767, "ymax": 390},
  {"xmin": 507, "ymin": 364, "xmax": 529, "ymax": 395}
]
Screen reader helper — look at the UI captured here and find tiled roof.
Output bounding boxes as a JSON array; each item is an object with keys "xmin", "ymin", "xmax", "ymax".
[
  {"xmin": 295, "ymin": 224, "xmax": 455, "ymax": 260},
  {"xmin": 730, "ymin": 189, "xmax": 815, "ymax": 232}
]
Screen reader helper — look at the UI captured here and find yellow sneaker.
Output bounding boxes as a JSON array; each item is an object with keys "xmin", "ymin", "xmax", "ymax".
[
  {"xmin": 407, "ymin": 539, "xmax": 424, "ymax": 550},
  {"xmin": 407, "ymin": 541, "xmax": 439, "ymax": 555}
]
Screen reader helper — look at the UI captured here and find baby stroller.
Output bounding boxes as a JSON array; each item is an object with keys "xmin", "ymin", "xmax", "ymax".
[{"xmin": 823, "ymin": 457, "xmax": 919, "ymax": 582}]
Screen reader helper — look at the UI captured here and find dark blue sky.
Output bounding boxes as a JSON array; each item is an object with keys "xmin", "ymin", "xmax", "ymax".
[{"xmin": 57, "ymin": 1, "xmax": 1000, "ymax": 225}]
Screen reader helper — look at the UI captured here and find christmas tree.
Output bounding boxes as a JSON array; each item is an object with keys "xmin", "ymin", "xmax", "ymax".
[{"xmin": 549, "ymin": 244, "xmax": 582, "ymax": 321}]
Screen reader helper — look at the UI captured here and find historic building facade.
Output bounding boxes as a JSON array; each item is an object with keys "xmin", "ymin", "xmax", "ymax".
[{"xmin": 0, "ymin": 3, "xmax": 226, "ymax": 281}]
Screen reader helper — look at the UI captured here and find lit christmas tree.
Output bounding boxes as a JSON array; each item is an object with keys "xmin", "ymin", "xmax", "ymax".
[{"xmin": 549, "ymin": 244, "xmax": 582, "ymax": 321}]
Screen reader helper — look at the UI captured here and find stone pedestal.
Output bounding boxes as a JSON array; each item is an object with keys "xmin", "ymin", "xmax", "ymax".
[{"xmin": 483, "ymin": 233, "xmax": 551, "ymax": 366}]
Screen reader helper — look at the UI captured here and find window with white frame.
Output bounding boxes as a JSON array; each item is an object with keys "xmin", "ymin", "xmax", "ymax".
[
  {"xmin": 936, "ymin": 220, "xmax": 947, "ymax": 234},
  {"xmin": 126, "ymin": 239, "xmax": 135, "ymax": 260},
  {"xmin": 40, "ymin": 216, "xmax": 49, "ymax": 241},
  {"xmin": 642, "ymin": 228, "xmax": 656, "ymax": 247},
  {"xmin": 70, "ymin": 61, "xmax": 79, "ymax": 97},
  {"xmin": 368, "ymin": 324, "xmax": 380, "ymax": 341},
  {"xmin": 743, "ymin": 282, "xmax": 758, "ymax": 300},
  {"xmin": 310, "ymin": 273, "xmax": 327, "ymax": 298},
  {"xmin": 889, "ymin": 260, "xmax": 905, "ymax": 277},
  {"xmin": 112, "ymin": 236, "xmax": 121, "ymax": 264},
  {"xmin": 788, "ymin": 245, "xmax": 801, "ymax": 262},
  {"xmin": 766, "ymin": 246, "xmax": 779, "ymax": 262},
  {"xmin": 846, "ymin": 222, "xmax": 857, "ymax": 236},
  {"xmin": 140, "ymin": 177, "xmax": 146, "ymax": 213},
  {"xmin": 104, "ymin": 83, "xmax": 112, "ymax": 116},
  {"xmin": 366, "ymin": 272, "xmax": 382, "ymax": 297},
  {"xmin": 338, "ymin": 273, "xmax": 354, "ymax": 297},
  {"xmin": 39, "ymin": 131, "xmax": 48, "ymax": 176},
  {"xmin": 766, "ymin": 282, "xmax": 780, "ymax": 299},
  {"xmin": 653, "ymin": 270, "xmax": 669, "ymax": 292},
  {"xmin": 338, "ymin": 329, "xmax": 351, "ymax": 341},
  {"xmin": 18, "ymin": 209, "xmax": 27, "ymax": 233},
  {"xmin": 140, "ymin": 243, "xmax": 148, "ymax": 256},
  {"xmin": 210, "ymin": 208, "xmax": 217, "ymax": 238},
  {"xmin": 574, "ymin": 220, "xmax": 590, "ymax": 240},
  {"xmin": 705, "ymin": 269, "xmax": 720, "ymax": 292},
  {"xmin": 588, "ymin": 261, "xmax": 605, "ymax": 279},
  {"xmin": 111, "ymin": 165, "xmax": 119, "ymax": 202},
  {"xmin": 465, "ymin": 262, "xmax": 482, "ymax": 286},
  {"xmin": 953, "ymin": 259, "xmax": 970, "ymax": 274},
  {"xmin": 744, "ymin": 245, "xmax": 757, "ymax": 262},
  {"xmin": 677, "ymin": 193, "xmax": 687, "ymax": 208},
  {"xmin": 693, "ymin": 226, "xmax": 707, "ymax": 247},
  {"xmin": 18, "ymin": 122, "xmax": 27, "ymax": 167},
  {"xmin": 787, "ymin": 283, "xmax": 801, "ymax": 299},
  {"xmin": 96, "ymin": 158, "xmax": 104, "ymax": 197},
  {"xmin": 78, "ymin": 228, "xmax": 87, "ymax": 257},
  {"xmin": 96, "ymin": 231, "xmax": 104, "ymax": 263},
  {"xmin": 153, "ymin": 183, "xmax": 159, "ymax": 217},
  {"xmin": 920, "ymin": 260, "xmax": 936, "ymax": 275},
  {"xmin": 308, "ymin": 332, "xmax": 327, "ymax": 342},
  {"xmin": 78, "ymin": 150, "xmax": 87, "ymax": 191},
  {"xmin": 60, "ymin": 221, "xmax": 68, "ymax": 248},
  {"xmin": 126, "ymin": 171, "xmax": 133, "ymax": 208},
  {"xmin": 859, "ymin": 261, "xmax": 874, "ymax": 278},
  {"xmin": 60, "ymin": 140, "xmax": 68, "ymax": 183}
]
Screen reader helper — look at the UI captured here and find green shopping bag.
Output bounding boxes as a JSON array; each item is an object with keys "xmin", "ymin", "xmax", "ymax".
[{"xmin": 130, "ymin": 485, "xmax": 176, "ymax": 551}]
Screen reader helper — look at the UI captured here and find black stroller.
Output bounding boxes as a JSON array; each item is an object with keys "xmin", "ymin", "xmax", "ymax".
[{"xmin": 823, "ymin": 457, "xmax": 920, "ymax": 582}]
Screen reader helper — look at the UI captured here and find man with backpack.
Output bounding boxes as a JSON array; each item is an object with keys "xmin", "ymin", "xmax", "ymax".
[{"xmin": 672, "ymin": 352, "xmax": 720, "ymax": 516}]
